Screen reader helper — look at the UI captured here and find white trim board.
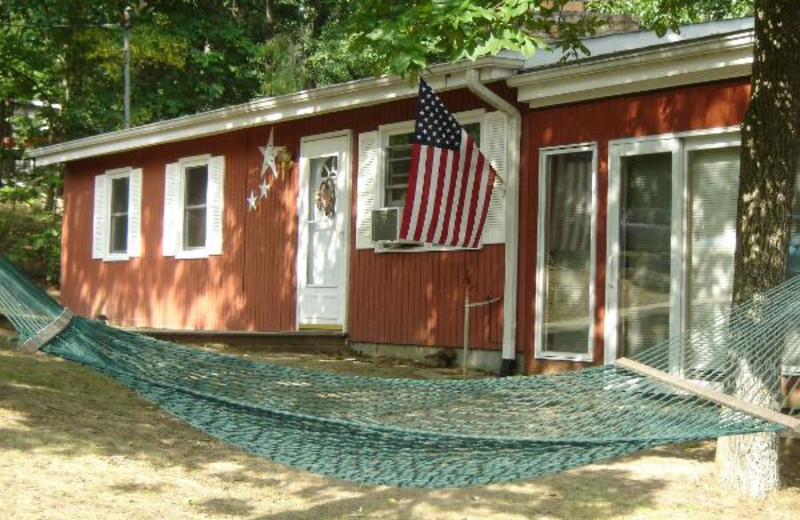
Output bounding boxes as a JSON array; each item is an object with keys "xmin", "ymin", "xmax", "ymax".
[{"xmin": 509, "ymin": 30, "xmax": 753, "ymax": 108}]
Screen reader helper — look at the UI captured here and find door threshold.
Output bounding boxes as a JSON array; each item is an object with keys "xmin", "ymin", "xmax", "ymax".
[{"xmin": 298, "ymin": 323, "xmax": 344, "ymax": 331}]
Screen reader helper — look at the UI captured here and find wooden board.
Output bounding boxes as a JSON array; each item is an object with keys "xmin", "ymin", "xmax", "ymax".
[
  {"xmin": 20, "ymin": 308, "xmax": 73, "ymax": 354},
  {"xmin": 617, "ymin": 357, "xmax": 800, "ymax": 432}
]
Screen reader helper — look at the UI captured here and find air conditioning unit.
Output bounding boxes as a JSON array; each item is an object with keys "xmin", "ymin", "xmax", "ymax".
[{"xmin": 371, "ymin": 207, "xmax": 421, "ymax": 247}]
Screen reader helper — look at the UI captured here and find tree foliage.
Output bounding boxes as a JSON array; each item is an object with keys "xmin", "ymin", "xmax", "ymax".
[
  {"xmin": 347, "ymin": 0, "xmax": 601, "ymax": 79},
  {"xmin": 588, "ymin": 0, "xmax": 753, "ymax": 33},
  {"xmin": 0, "ymin": 0, "xmax": 377, "ymax": 143},
  {"xmin": 0, "ymin": 0, "xmax": 377, "ymax": 283}
]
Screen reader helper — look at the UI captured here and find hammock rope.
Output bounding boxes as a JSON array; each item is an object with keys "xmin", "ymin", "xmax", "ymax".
[{"xmin": 0, "ymin": 254, "xmax": 797, "ymax": 488}]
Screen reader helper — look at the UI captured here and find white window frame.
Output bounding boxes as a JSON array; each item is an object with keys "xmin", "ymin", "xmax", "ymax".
[
  {"xmin": 92, "ymin": 166, "xmax": 141, "ymax": 262},
  {"xmin": 175, "ymin": 154, "xmax": 214, "ymax": 260},
  {"xmin": 534, "ymin": 143, "xmax": 598, "ymax": 362},
  {"xmin": 375, "ymin": 108, "xmax": 486, "ymax": 253},
  {"xmin": 104, "ymin": 167, "xmax": 134, "ymax": 261},
  {"xmin": 605, "ymin": 126, "xmax": 741, "ymax": 366}
]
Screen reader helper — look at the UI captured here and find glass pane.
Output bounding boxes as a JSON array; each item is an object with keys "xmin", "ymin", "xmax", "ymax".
[
  {"xmin": 386, "ymin": 133, "xmax": 413, "ymax": 208},
  {"xmin": 184, "ymin": 207, "xmax": 207, "ymax": 249},
  {"xmin": 109, "ymin": 215, "xmax": 128, "ymax": 253},
  {"xmin": 685, "ymin": 147, "xmax": 740, "ymax": 374},
  {"xmin": 309, "ymin": 156, "xmax": 338, "ymax": 221},
  {"xmin": 542, "ymin": 151, "xmax": 593, "ymax": 355},
  {"xmin": 389, "ymin": 133, "xmax": 413, "ymax": 148},
  {"xmin": 307, "ymin": 155, "xmax": 339, "ymax": 286},
  {"xmin": 307, "ymin": 226, "xmax": 336, "ymax": 286},
  {"xmin": 185, "ymin": 165, "xmax": 208, "ymax": 207},
  {"xmin": 464, "ymin": 122, "xmax": 481, "ymax": 146},
  {"xmin": 109, "ymin": 176, "xmax": 129, "ymax": 254},
  {"xmin": 110, "ymin": 177, "xmax": 129, "ymax": 214},
  {"xmin": 789, "ymin": 162, "xmax": 800, "ymax": 279},
  {"xmin": 786, "ymin": 160, "xmax": 800, "ymax": 372},
  {"xmin": 618, "ymin": 152, "xmax": 673, "ymax": 358}
]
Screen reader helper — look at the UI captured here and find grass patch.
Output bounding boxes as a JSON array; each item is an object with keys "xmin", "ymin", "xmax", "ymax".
[{"xmin": 1, "ymin": 326, "xmax": 799, "ymax": 520}]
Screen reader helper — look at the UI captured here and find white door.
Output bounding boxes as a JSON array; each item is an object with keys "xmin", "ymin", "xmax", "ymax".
[
  {"xmin": 297, "ymin": 132, "xmax": 351, "ymax": 329},
  {"xmin": 605, "ymin": 132, "xmax": 741, "ymax": 370}
]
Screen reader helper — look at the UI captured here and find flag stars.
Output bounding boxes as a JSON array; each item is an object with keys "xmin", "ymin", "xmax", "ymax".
[{"xmin": 414, "ymin": 80, "xmax": 461, "ymax": 151}]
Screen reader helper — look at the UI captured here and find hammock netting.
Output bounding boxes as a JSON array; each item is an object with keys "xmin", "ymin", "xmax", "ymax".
[{"xmin": 0, "ymin": 254, "xmax": 797, "ymax": 488}]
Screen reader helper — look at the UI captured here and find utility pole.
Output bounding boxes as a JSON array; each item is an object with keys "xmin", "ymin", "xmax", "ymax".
[{"xmin": 123, "ymin": 6, "xmax": 132, "ymax": 128}]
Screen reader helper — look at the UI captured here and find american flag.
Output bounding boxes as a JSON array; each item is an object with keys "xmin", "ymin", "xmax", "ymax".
[{"xmin": 399, "ymin": 79, "xmax": 497, "ymax": 248}]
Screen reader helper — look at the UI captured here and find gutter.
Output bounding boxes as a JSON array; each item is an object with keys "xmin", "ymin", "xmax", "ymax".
[{"xmin": 465, "ymin": 69, "xmax": 521, "ymax": 376}]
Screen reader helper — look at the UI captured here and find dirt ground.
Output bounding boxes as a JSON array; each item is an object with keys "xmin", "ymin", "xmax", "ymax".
[{"xmin": 1, "ymin": 328, "xmax": 799, "ymax": 520}]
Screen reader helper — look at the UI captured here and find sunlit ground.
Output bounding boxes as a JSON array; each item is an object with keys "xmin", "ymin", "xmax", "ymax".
[{"xmin": 1, "ymin": 328, "xmax": 798, "ymax": 520}]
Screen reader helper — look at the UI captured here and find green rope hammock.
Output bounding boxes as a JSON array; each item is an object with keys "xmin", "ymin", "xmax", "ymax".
[{"xmin": 0, "ymin": 255, "xmax": 797, "ymax": 488}]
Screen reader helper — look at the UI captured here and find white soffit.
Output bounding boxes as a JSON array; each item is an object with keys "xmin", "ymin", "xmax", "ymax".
[
  {"xmin": 29, "ymin": 57, "xmax": 524, "ymax": 166},
  {"xmin": 509, "ymin": 28, "xmax": 754, "ymax": 108}
]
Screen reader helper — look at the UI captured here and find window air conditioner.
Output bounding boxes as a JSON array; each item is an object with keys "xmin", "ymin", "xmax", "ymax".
[{"xmin": 371, "ymin": 207, "xmax": 421, "ymax": 247}]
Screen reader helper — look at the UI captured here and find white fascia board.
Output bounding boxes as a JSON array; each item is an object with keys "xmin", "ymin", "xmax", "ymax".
[
  {"xmin": 29, "ymin": 57, "xmax": 523, "ymax": 167},
  {"xmin": 509, "ymin": 31, "xmax": 754, "ymax": 109}
]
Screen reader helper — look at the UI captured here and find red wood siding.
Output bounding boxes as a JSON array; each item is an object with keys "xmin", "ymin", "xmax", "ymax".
[
  {"xmin": 61, "ymin": 84, "xmax": 518, "ymax": 350},
  {"xmin": 61, "ymin": 78, "xmax": 751, "ymax": 359},
  {"xmin": 518, "ymin": 78, "xmax": 752, "ymax": 374}
]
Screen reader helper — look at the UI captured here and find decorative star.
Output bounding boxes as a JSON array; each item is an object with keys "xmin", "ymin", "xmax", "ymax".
[
  {"xmin": 258, "ymin": 129, "xmax": 278, "ymax": 178},
  {"xmin": 247, "ymin": 190, "xmax": 258, "ymax": 211},
  {"xmin": 259, "ymin": 178, "xmax": 270, "ymax": 199}
]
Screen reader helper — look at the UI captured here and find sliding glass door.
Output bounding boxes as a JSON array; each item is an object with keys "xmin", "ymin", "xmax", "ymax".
[{"xmin": 606, "ymin": 132, "xmax": 741, "ymax": 366}]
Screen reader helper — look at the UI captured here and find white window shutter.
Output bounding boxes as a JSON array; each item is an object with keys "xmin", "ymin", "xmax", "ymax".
[
  {"xmin": 92, "ymin": 174, "xmax": 108, "ymax": 259},
  {"xmin": 163, "ymin": 162, "xmax": 180, "ymax": 257},
  {"xmin": 356, "ymin": 131, "xmax": 379, "ymax": 249},
  {"xmin": 127, "ymin": 168, "xmax": 143, "ymax": 257},
  {"xmin": 480, "ymin": 111, "xmax": 507, "ymax": 245},
  {"xmin": 208, "ymin": 155, "xmax": 225, "ymax": 255}
]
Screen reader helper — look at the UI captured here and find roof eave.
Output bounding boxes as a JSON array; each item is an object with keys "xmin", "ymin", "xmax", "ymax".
[
  {"xmin": 29, "ymin": 56, "xmax": 525, "ymax": 166},
  {"xmin": 508, "ymin": 29, "xmax": 754, "ymax": 108}
]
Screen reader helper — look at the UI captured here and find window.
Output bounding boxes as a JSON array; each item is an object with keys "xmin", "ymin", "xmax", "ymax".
[
  {"xmin": 92, "ymin": 167, "xmax": 142, "ymax": 261},
  {"xmin": 183, "ymin": 165, "xmax": 209, "ymax": 250},
  {"xmin": 383, "ymin": 122, "xmax": 481, "ymax": 209},
  {"xmin": 163, "ymin": 155, "xmax": 225, "ymax": 259},
  {"xmin": 535, "ymin": 146, "xmax": 596, "ymax": 361},
  {"xmin": 355, "ymin": 110, "xmax": 507, "ymax": 251},
  {"xmin": 109, "ymin": 175, "xmax": 130, "ymax": 254}
]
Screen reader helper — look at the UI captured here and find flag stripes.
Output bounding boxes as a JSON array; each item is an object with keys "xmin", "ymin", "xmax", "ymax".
[
  {"xmin": 399, "ymin": 80, "xmax": 497, "ymax": 248},
  {"xmin": 401, "ymin": 134, "xmax": 496, "ymax": 248}
]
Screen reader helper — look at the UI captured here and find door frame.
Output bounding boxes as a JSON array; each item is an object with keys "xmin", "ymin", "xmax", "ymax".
[
  {"xmin": 296, "ymin": 130, "xmax": 352, "ymax": 331},
  {"xmin": 604, "ymin": 127, "xmax": 741, "ymax": 365}
]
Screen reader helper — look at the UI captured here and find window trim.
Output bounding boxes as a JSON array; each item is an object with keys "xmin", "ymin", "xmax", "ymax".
[
  {"xmin": 175, "ymin": 154, "xmax": 213, "ymax": 260},
  {"xmin": 534, "ymin": 143, "xmax": 598, "ymax": 363},
  {"xmin": 375, "ymin": 108, "xmax": 486, "ymax": 253},
  {"xmin": 104, "ymin": 167, "xmax": 134, "ymax": 262}
]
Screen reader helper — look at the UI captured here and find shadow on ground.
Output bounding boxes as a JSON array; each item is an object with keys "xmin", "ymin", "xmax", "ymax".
[{"xmin": 1, "ymin": 334, "xmax": 798, "ymax": 520}]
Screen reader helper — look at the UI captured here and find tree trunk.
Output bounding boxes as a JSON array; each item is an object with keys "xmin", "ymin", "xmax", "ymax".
[{"xmin": 715, "ymin": 0, "xmax": 800, "ymax": 499}]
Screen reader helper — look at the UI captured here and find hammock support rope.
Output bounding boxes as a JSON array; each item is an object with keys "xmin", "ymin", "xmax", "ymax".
[{"xmin": 0, "ymin": 254, "xmax": 798, "ymax": 488}]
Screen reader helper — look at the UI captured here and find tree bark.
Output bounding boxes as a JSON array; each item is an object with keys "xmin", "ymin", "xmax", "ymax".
[{"xmin": 715, "ymin": 0, "xmax": 800, "ymax": 499}]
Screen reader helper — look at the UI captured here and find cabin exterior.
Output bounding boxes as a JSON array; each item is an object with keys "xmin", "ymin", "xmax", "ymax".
[{"xmin": 32, "ymin": 18, "xmax": 781, "ymax": 374}]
